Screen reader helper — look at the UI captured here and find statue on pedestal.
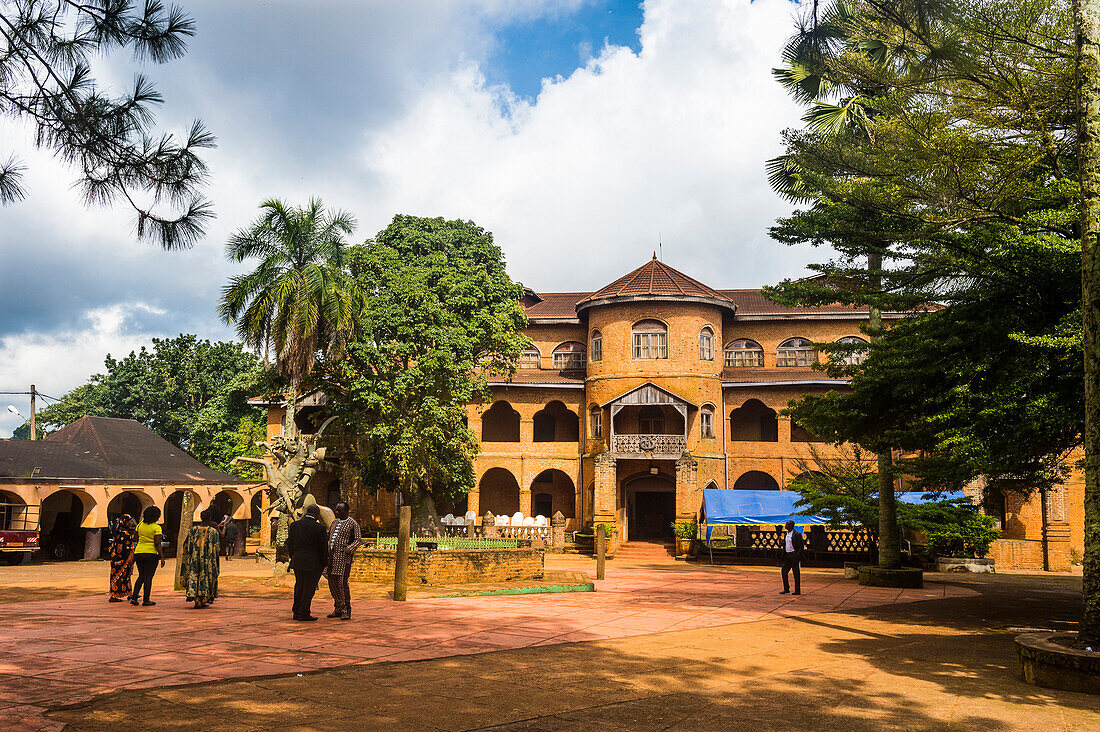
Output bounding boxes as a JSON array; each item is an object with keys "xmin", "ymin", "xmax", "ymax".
[{"xmin": 232, "ymin": 416, "xmax": 336, "ymax": 568}]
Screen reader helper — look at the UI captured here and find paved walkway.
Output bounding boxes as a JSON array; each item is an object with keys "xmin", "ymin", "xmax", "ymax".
[{"xmin": 0, "ymin": 563, "xmax": 974, "ymax": 731}]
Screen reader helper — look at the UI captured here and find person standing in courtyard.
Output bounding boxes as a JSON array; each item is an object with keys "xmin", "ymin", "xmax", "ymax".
[
  {"xmin": 287, "ymin": 504, "xmax": 328, "ymax": 621},
  {"xmin": 780, "ymin": 519, "xmax": 803, "ymax": 596},
  {"xmin": 325, "ymin": 502, "xmax": 362, "ymax": 620},
  {"xmin": 220, "ymin": 515, "xmax": 239, "ymax": 561},
  {"xmin": 180, "ymin": 508, "xmax": 220, "ymax": 608},
  {"xmin": 106, "ymin": 513, "xmax": 137, "ymax": 603},
  {"xmin": 130, "ymin": 506, "xmax": 165, "ymax": 606}
]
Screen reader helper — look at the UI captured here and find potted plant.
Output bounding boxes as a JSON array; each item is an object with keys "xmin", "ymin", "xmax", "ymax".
[{"xmin": 671, "ymin": 520, "xmax": 697, "ymax": 556}]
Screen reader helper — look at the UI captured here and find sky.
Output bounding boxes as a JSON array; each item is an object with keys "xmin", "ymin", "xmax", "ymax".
[{"xmin": 0, "ymin": 0, "xmax": 810, "ymax": 436}]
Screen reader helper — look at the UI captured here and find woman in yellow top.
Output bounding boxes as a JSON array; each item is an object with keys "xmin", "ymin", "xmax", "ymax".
[{"xmin": 130, "ymin": 505, "xmax": 165, "ymax": 606}]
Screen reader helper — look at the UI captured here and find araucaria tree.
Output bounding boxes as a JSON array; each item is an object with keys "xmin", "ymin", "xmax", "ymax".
[
  {"xmin": 768, "ymin": 0, "xmax": 1098, "ymax": 634},
  {"xmin": 0, "ymin": 0, "xmax": 214, "ymax": 248},
  {"xmin": 318, "ymin": 216, "xmax": 528, "ymax": 528},
  {"xmin": 219, "ymin": 198, "xmax": 358, "ymax": 435}
]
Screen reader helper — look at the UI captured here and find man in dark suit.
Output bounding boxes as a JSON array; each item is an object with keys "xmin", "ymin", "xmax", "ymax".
[
  {"xmin": 780, "ymin": 519, "xmax": 804, "ymax": 596},
  {"xmin": 286, "ymin": 504, "xmax": 329, "ymax": 621}
]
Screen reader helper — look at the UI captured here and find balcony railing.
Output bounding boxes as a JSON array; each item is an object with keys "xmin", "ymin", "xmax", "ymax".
[{"xmin": 611, "ymin": 434, "xmax": 686, "ymax": 455}]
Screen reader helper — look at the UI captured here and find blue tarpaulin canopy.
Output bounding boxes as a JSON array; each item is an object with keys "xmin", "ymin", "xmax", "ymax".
[{"xmin": 700, "ymin": 488, "xmax": 972, "ymax": 542}]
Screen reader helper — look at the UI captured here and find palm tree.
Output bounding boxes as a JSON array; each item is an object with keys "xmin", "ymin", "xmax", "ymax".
[{"xmin": 219, "ymin": 198, "xmax": 358, "ymax": 435}]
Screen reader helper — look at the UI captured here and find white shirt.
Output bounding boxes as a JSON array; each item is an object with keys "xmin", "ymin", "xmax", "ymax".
[{"xmin": 785, "ymin": 530, "xmax": 795, "ymax": 553}]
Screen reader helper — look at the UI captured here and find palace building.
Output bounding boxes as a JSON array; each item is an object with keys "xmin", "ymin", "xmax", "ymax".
[
  {"xmin": 257, "ymin": 256, "xmax": 1082, "ymax": 571},
  {"xmin": 463, "ymin": 256, "xmax": 1083, "ymax": 570}
]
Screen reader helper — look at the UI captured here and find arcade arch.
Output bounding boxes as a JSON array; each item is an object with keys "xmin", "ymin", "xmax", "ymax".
[
  {"xmin": 733, "ymin": 470, "xmax": 781, "ymax": 491},
  {"xmin": 482, "ymin": 401, "xmax": 520, "ymax": 442},
  {"xmin": 533, "ymin": 401, "xmax": 580, "ymax": 442},
  {"xmin": 478, "ymin": 468, "xmax": 520, "ymax": 517},
  {"xmin": 729, "ymin": 399, "xmax": 778, "ymax": 442},
  {"xmin": 530, "ymin": 469, "xmax": 575, "ymax": 519}
]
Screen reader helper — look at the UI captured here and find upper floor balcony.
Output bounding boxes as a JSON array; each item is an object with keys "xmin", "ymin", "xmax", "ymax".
[{"xmin": 610, "ymin": 433, "xmax": 687, "ymax": 457}]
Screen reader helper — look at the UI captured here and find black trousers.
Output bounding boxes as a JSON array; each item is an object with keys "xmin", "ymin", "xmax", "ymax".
[
  {"xmin": 131, "ymin": 554, "xmax": 159, "ymax": 603},
  {"xmin": 293, "ymin": 569, "xmax": 322, "ymax": 618},
  {"xmin": 782, "ymin": 553, "xmax": 801, "ymax": 593}
]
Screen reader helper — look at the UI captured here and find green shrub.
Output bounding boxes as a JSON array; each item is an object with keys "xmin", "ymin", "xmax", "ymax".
[
  {"xmin": 671, "ymin": 521, "xmax": 697, "ymax": 539},
  {"xmin": 926, "ymin": 512, "xmax": 1000, "ymax": 558}
]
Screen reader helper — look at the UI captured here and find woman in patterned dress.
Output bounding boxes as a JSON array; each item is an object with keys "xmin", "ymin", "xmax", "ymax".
[
  {"xmin": 179, "ymin": 508, "xmax": 220, "ymax": 608},
  {"xmin": 106, "ymin": 514, "xmax": 137, "ymax": 602}
]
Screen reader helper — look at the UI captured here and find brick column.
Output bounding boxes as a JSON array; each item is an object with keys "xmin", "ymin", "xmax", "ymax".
[
  {"xmin": 1044, "ymin": 521, "xmax": 1072, "ymax": 571},
  {"xmin": 467, "ymin": 488, "xmax": 480, "ymax": 518},
  {"xmin": 593, "ymin": 452, "xmax": 617, "ymax": 524},
  {"xmin": 519, "ymin": 489, "xmax": 532, "ymax": 517},
  {"xmin": 778, "ymin": 416, "xmax": 792, "ymax": 443},
  {"xmin": 675, "ymin": 452, "xmax": 699, "ymax": 521},
  {"xmin": 259, "ymin": 488, "xmax": 271, "ymax": 548},
  {"xmin": 520, "ymin": 418, "xmax": 534, "ymax": 443}
]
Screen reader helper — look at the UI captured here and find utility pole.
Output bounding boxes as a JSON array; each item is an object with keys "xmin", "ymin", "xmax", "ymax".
[{"xmin": 29, "ymin": 384, "xmax": 36, "ymax": 441}]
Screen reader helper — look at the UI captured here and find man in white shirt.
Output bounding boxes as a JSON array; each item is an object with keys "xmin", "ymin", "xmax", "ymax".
[{"xmin": 780, "ymin": 519, "xmax": 803, "ymax": 595}]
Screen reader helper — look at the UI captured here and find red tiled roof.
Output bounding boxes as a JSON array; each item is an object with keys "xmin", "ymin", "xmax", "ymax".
[
  {"xmin": 577, "ymin": 256, "xmax": 733, "ymax": 309},
  {"xmin": 0, "ymin": 416, "xmax": 257, "ymax": 483},
  {"xmin": 719, "ymin": 289, "xmax": 870, "ymax": 316},
  {"xmin": 523, "ymin": 292, "xmax": 590, "ymax": 320},
  {"xmin": 721, "ymin": 367, "xmax": 849, "ymax": 384},
  {"xmin": 487, "ymin": 369, "xmax": 586, "ymax": 386}
]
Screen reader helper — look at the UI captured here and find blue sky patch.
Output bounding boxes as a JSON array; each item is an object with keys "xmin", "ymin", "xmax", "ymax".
[{"xmin": 486, "ymin": 1, "xmax": 644, "ymax": 99}]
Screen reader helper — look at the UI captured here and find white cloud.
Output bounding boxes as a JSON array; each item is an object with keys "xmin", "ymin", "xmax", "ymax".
[
  {"xmin": 358, "ymin": 0, "xmax": 809, "ymax": 292},
  {"xmin": 0, "ymin": 304, "xmax": 168, "ymax": 437}
]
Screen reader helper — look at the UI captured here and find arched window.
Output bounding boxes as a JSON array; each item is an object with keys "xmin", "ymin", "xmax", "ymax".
[
  {"xmin": 776, "ymin": 338, "xmax": 817, "ymax": 367},
  {"xmin": 700, "ymin": 405, "xmax": 715, "ymax": 439},
  {"xmin": 632, "ymin": 319, "xmax": 668, "ymax": 359},
  {"xmin": 699, "ymin": 327, "xmax": 714, "ymax": 361},
  {"xmin": 552, "ymin": 342, "xmax": 586, "ymax": 370},
  {"xmin": 590, "ymin": 406, "xmax": 602, "ymax": 438},
  {"xmin": 590, "ymin": 330, "xmax": 603, "ymax": 362},
  {"xmin": 482, "ymin": 401, "xmax": 520, "ymax": 442},
  {"xmin": 519, "ymin": 345, "xmax": 541, "ymax": 369},
  {"xmin": 728, "ymin": 399, "xmax": 778, "ymax": 442},
  {"xmin": 834, "ymin": 336, "xmax": 869, "ymax": 366},
  {"xmin": 724, "ymin": 339, "xmax": 764, "ymax": 367}
]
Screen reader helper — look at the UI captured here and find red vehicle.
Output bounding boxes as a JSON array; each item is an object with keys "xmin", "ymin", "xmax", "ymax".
[{"xmin": 0, "ymin": 503, "xmax": 40, "ymax": 565}]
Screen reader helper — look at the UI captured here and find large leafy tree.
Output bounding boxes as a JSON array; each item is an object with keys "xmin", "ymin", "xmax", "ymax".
[
  {"xmin": 23, "ymin": 335, "xmax": 270, "ymax": 476},
  {"xmin": 0, "ymin": 0, "xmax": 213, "ymax": 249},
  {"xmin": 769, "ymin": 0, "xmax": 1095, "ymax": 635},
  {"xmin": 218, "ymin": 198, "xmax": 358, "ymax": 435},
  {"xmin": 317, "ymin": 216, "xmax": 527, "ymax": 526}
]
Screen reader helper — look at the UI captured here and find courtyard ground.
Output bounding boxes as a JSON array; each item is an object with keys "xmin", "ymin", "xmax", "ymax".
[{"xmin": 0, "ymin": 555, "xmax": 1096, "ymax": 730}]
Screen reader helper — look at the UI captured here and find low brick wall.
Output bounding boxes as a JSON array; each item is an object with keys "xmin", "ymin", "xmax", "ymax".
[
  {"xmin": 348, "ymin": 547, "xmax": 545, "ymax": 586},
  {"xmin": 989, "ymin": 539, "xmax": 1044, "ymax": 570}
]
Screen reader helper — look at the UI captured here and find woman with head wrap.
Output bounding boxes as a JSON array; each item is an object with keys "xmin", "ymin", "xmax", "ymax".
[
  {"xmin": 179, "ymin": 507, "xmax": 220, "ymax": 608},
  {"xmin": 106, "ymin": 513, "xmax": 138, "ymax": 603}
]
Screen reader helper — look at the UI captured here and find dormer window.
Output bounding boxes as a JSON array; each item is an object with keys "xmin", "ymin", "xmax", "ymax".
[
  {"xmin": 699, "ymin": 327, "xmax": 714, "ymax": 361},
  {"xmin": 552, "ymin": 342, "xmax": 586, "ymax": 370},
  {"xmin": 632, "ymin": 320, "xmax": 668, "ymax": 359},
  {"xmin": 724, "ymin": 339, "xmax": 764, "ymax": 367},
  {"xmin": 777, "ymin": 338, "xmax": 818, "ymax": 367},
  {"xmin": 519, "ymin": 346, "xmax": 541, "ymax": 369}
]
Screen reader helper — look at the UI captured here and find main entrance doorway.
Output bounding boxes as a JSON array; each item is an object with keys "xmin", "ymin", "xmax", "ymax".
[{"xmin": 624, "ymin": 475, "xmax": 675, "ymax": 541}]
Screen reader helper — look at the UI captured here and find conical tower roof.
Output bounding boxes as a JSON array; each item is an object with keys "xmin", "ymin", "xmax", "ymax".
[{"xmin": 576, "ymin": 254, "xmax": 736, "ymax": 313}]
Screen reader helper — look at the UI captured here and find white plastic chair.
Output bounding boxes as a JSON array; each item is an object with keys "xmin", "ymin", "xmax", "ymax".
[
  {"xmin": 522, "ymin": 517, "xmax": 535, "ymax": 526},
  {"xmin": 534, "ymin": 515, "xmax": 548, "ymax": 527},
  {"xmin": 511, "ymin": 512, "xmax": 525, "ymax": 526},
  {"xmin": 465, "ymin": 510, "xmax": 477, "ymax": 524},
  {"xmin": 496, "ymin": 514, "xmax": 510, "ymax": 526},
  {"xmin": 441, "ymin": 513, "xmax": 454, "ymax": 526},
  {"xmin": 453, "ymin": 516, "xmax": 465, "ymax": 526}
]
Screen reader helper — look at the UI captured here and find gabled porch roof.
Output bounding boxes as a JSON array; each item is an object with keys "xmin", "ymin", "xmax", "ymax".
[{"xmin": 600, "ymin": 382, "xmax": 695, "ymax": 410}]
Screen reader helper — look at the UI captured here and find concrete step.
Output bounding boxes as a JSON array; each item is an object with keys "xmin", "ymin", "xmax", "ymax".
[{"xmin": 616, "ymin": 542, "xmax": 676, "ymax": 559}]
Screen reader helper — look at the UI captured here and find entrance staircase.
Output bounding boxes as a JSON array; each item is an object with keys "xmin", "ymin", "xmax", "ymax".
[{"xmin": 615, "ymin": 540, "xmax": 676, "ymax": 561}]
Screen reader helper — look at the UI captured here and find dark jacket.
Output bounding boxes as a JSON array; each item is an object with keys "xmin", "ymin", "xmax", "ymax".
[
  {"xmin": 784, "ymin": 529, "xmax": 805, "ymax": 558},
  {"xmin": 286, "ymin": 515, "xmax": 328, "ymax": 574}
]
